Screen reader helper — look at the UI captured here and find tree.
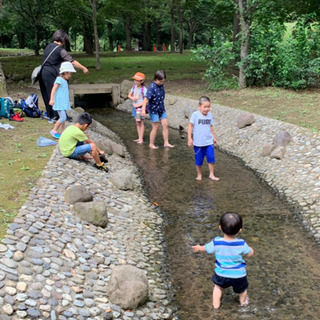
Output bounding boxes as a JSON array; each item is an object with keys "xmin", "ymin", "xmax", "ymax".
[{"xmin": 89, "ymin": 0, "xmax": 100, "ymax": 69}]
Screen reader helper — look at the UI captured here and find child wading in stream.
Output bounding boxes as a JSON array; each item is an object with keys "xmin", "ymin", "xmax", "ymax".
[
  {"xmin": 192, "ymin": 212, "xmax": 254, "ymax": 309},
  {"xmin": 188, "ymin": 96, "xmax": 219, "ymax": 181},
  {"xmin": 128, "ymin": 72, "xmax": 148, "ymax": 144}
]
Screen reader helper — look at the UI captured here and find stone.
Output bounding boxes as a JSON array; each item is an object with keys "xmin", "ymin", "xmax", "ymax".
[
  {"xmin": 237, "ymin": 113, "xmax": 256, "ymax": 129},
  {"xmin": 108, "ymin": 265, "xmax": 149, "ymax": 309},
  {"xmin": 270, "ymin": 146, "xmax": 286, "ymax": 160},
  {"xmin": 262, "ymin": 144, "xmax": 276, "ymax": 157},
  {"xmin": 64, "ymin": 185, "xmax": 93, "ymax": 204},
  {"xmin": 273, "ymin": 130, "xmax": 292, "ymax": 147},
  {"xmin": 120, "ymin": 80, "xmax": 133, "ymax": 98},
  {"xmin": 110, "ymin": 169, "xmax": 135, "ymax": 191},
  {"xmin": 96, "ymin": 140, "xmax": 113, "ymax": 155},
  {"xmin": 73, "ymin": 202, "xmax": 108, "ymax": 228},
  {"xmin": 110, "ymin": 142, "xmax": 126, "ymax": 158}
]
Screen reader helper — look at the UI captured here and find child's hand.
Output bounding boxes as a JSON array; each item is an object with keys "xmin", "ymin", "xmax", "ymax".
[
  {"xmin": 49, "ymin": 99, "xmax": 54, "ymax": 106},
  {"xmin": 192, "ymin": 245, "xmax": 204, "ymax": 252},
  {"xmin": 133, "ymin": 95, "xmax": 139, "ymax": 102},
  {"xmin": 213, "ymin": 137, "xmax": 218, "ymax": 145}
]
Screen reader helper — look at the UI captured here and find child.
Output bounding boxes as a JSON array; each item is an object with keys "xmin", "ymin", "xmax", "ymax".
[
  {"xmin": 188, "ymin": 96, "xmax": 219, "ymax": 181},
  {"xmin": 49, "ymin": 61, "xmax": 75, "ymax": 139},
  {"xmin": 59, "ymin": 112, "xmax": 109, "ymax": 172},
  {"xmin": 141, "ymin": 70, "xmax": 174, "ymax": 149},
  {"xmin": 128, "ymin": 72, "xmax": 147, "ymax": 144},
  {"xmin": 192, "ymin": 212, "xmax": 254, "ymax": 309}
]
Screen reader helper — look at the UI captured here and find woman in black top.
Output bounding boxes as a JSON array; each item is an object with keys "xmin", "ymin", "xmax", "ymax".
[{"xmin": 39, "ymin": 30, "xmax": 89, "ymax": 122}]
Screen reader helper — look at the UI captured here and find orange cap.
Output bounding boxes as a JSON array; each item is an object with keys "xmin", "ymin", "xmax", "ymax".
[{"xmin": 133, "ymin": 72, "xmax": 145, "ymax": 81}]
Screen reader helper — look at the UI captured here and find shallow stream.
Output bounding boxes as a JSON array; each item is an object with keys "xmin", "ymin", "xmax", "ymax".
[{"xmin": 91, "ymin": 108, "xmax": 320, "ymax": 320}]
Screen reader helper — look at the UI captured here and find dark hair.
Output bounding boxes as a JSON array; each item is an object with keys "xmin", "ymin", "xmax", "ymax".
[
  {"xmin": 199, "ymin": 96, "xmax": 210, "ymax": 105},
  {"xmin": 77, "ymin": 112, "xmax": 92, "ymax": 125},
  {"xmin": 220, "ymin": 212, "xmax": 242, "ymax": 236},
  {"xmin": 154, "ymin": 70, "xmax": 166, "ymax": 81},
  {"xmin": 52, "ymin": 30, "xmax": 69, "ymax": 45}
]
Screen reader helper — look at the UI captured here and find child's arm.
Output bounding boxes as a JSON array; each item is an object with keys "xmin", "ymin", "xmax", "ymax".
[
  {"xmin": 210, "ymin": 125, "xmax": 217, "ymax": 145},
  {"xmin": 133, "ymin": 102, "xmax": 143, "ymax": 109},
  {"xmin": 128, "ymin": 90, "xmax": 135, "ymax": 100},
  {"xmin": 141, "ymin": 97, "xmax": 148, "ymax": 116},
  {"xmin": 245, "ymin": 247, "xmax": 254, "ymax": 258},
  {"xmin": 49, "ymin": 83, "xmax": 60, "ymax": 106},
  {"xmin": 192, "ymin": 245, "xmax": 206, "ymax": 253},
  {"xmin": 188, "ymin": 122, "xmax": 194, "ymax": 147}
]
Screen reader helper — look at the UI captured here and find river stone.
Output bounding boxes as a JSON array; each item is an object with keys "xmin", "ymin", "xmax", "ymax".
[
  {"xmin": 120, "ymin": 80, "xmax": 132, "ymax": 98},
  {"xmin": 237, "ymin": 113, "xmax": 256, "ymax": 129},
  {"xmin": 74, "ymin": 107, "xmax": 85, "ymax": 114},
  {"xmin": 273, "ymin": 130, "xmax": 292, "ymax": 147},
  {"xmin": 111, "ymin": 142, "xmax": 125, "ymax": 158},
  {"xmin": 64, "ymin": 185, "xmax": 93, "ymax": 204},
  {"xmin": 270, "ymin": 146, "xmax": 286, "ymax": 160},
  {"xmin": 96, "ymin": 140, "xmax": 113, "ymax": 155},
  {"xmin": 262, "ymin": 144, "xmax": 276, "ymax": 157},
  {"xmin": 73, "ymin": 202, "xmax": 108, "ymax": 227},
  {"xmin": 108, "ymin": 265, "xmax": 149, "ymax": 309},
  {"xmin": 110, "ymin": 169, "xmax": 134, "ymax": 190}
]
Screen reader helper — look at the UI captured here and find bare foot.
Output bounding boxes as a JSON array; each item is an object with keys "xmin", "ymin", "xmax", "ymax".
[
  {"xmin": 134, "ymin": 139, "xmax": 140, "ymax": 142},
  {"xmin": 196, "ymin": 176, "xmax": 202, "ymax": 181},
  {"xmin": 149, "ymin": 144, "xmax": 159, "ymax": 149},
  {"xmin": 137, "ymin": 140, "xmax": 144, "ymax": 144},
  {"xmin": 240, "ymin": 296, "xmax": 249, "ymax": 306},
  {"xmin": 164, "ymin": 143, "xmax": 174, "ymax": 148},
  {"xmin": 209, "ymin": 176, "xmax": 220, "ymax": 181}
]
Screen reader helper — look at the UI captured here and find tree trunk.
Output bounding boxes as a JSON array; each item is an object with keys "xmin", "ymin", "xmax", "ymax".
[
  {"xmin": 233, "ymin": 0, "xmax": 241, "ymax": 44},
  {"xmin": 142, "ymin": 21, "xmax": 152, "ymax": 51},
  {"xmin": 18, "ymin": 32, "xmax": 25, "ymax": 49},
  {"xmin": 238, "ymin": 0, "xmax": 250, "ymax": 89},
  {"xmin": 124, "ymin": 17, "xmax": 132, "ymax": 51},
  {"xmin": 170, "ymin": 1, "xmax": 175, "ymax": 52},
  {"xmin": 34, "ymin": 23, "xmax": 40, "ymax": 56},
  {"xmin": 91, "ymin": 0, "xmax": 100, "ymax": 70},
  {"xmin": 108, "ymin": 22, "xmax": 113, "ymax": 51},
  {"xmin": 179, "ymin": 20, "xmax": 183, "ymax": 54},
  {"xmin": 156, "ymin": 20, "xmax": 162, "ymax": 51}
]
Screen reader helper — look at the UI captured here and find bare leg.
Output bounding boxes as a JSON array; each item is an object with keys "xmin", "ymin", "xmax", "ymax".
[
  {"xmin": 195, "ymin": 165, "xmax": 202, "ymax": 180},
  {"xmin": 136, "ymin": 121, "xmax": 144, "ymax": 144},
  {"xmin": 90, "ymin": 142, "xmax": 103, "ymax": 165},
  {"xmin": 149, "ymin": 122, "xmax": 160, "ymax": 149},
  {"xmin": 52, "ymin": 120, "xmax": 61, "ymax": 133},
  {"xmin": 60, "ymin": 122, "xmax": 66, "ymax": 133},
  {"xmin": 208, "ymin": 163, "xmax": 220, "ymax": 181},
  {"xmin": 161, "ymin": 118, "xmax": 174, "ymax": 148},
  {"xmin": 213, "ymin": 285, "xmax": 223, "ymax": 309},
  {"xmin": 239, "ymin": 290, "xmax": 249, "ymax": 306}
]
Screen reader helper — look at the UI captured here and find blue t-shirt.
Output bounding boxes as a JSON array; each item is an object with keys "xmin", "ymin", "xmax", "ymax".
[
  {"xmin": 205, "ymin": 236, "xmax": 252, "ymax": 279},
  {"xmin": 190, "ymin": 110, "xmax": 214, "ymax": 147},
  {"xmin": 146, "ymin": 81, "xmax": 165, "ymax": 115},
  {"xmin": 53, "ymin": 76, "xmax": 71, "ymax": 111}
]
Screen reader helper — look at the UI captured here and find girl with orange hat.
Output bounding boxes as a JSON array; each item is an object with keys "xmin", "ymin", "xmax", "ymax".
[{"xmin": 128, "ymin": 72, "xmax": 148, "ymax": 144}]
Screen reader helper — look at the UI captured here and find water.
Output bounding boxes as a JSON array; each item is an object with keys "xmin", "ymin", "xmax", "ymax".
[{"xmin": 90, "ymin": 108, "xmax": 320, "ymax": 320}]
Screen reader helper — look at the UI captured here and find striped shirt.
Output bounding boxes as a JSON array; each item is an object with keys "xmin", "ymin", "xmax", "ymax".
[{"xmin": 205, "ymin": 236, "xmax": 252, "ymax": 279}]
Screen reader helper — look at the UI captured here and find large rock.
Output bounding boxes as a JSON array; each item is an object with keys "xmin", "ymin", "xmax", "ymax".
[
  {"xmin": 110, "ymin": 169, "xmax": 134, "ymax": 190},
  {"xmin": 96, "ymin": 140, "xmax": 113, "ymax": 155},
  {"xmin": 108, "ymin": 265, "xmax": 149, "ymax": 309},
  {"xmin": 273, "ymin": 130, "xmax": 292, "ymax": 147},
  {"xmin": 111, "ymin": 141, "xmax": 126, "ymax": 158},
  {"xmin": 120, "ymin": 80, "xmax": 132, "ymax": 99},
  {"xmin": 237, "ymin": 113, "xmax": 256, "ymax": 129},
  {"xmin": 261, "ymin": 144, "xmax": 276, "ymax": 157},
  {"xmin": 64, "ymin": 185, "xmax": 93, "ymax": 204},
  {"xmin": 73, "ymin": 202, "xmax": 108, "ymax": 227},
  {"xmin": 270, "ymin": 146, "xmax": 286, "ymax": 160}
]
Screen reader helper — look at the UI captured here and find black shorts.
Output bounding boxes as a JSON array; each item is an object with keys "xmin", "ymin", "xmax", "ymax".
[{"xmin": 212, "ymin": 273, "xmax": 248, "ymax": 294}]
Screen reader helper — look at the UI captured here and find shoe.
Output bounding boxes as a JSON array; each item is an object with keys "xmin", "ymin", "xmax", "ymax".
[
  {"xmin": 48, "ymin": 119, "xmax": 55, "ymax": 124},
  {"xmin": 94, "ymin": 162, "xmax": 109, "ymax": 172},
  {"xmin": 50, "ymin": 130, "xmax": 61, "ymax": 139},
  {"xmin": 43, "ymin": 112, "xmax": 50, "ymax": 120},
  {"xmin": 99, "ymin": 154, "xmax": 108, "ymax": 163},
  {"xmin": 10, "ymin": 114, "xmax": 24, "ymax": 122}
]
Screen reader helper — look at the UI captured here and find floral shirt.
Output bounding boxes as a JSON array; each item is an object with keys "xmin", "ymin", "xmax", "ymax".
[{"xmin": 146, "ymin": 81, "xmax": 165, "ymax": 115}]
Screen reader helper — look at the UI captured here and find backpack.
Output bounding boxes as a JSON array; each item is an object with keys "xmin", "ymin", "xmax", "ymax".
[
  {"xmin": 23, "ymin": 94, "xmax": 42, "ymax": 118},
  {"xmin": 132, "ymin": 85, "xmax": 148, "ymax": 113},
  {"xmin": 0, "ymin": 98, "xmax": 12, "ymax": 119}
]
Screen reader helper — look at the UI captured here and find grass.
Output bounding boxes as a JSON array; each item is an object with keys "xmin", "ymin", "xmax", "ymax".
[{"xmin": 0, "ymin": 51, "xmax": 319, "ymax": 238}]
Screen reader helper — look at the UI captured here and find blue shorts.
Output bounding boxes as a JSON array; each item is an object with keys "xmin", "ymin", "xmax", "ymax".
[
  {"xmin": 132, "ymin": 107, "xmax": 145, "ymax": 121},
  {"xmin": 68, "ymin": 142, "xmax": 92, "ymax": 159},
  {"xmin": 194, "ymin": 145, "xmax": 215, "ymax": 166},
  {"xmin": 212, "ymin": 273, "xmax": 248, "ymax": 294},
  {"xmin": 149, "ymin": 111, "xmax": 168, "ymax": 123}
]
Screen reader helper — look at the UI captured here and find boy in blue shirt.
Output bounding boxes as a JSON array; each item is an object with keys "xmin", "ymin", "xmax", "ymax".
[
  {"xmin": 192, "ymin": 212, "xmax": 254, "ymax": 309},
  {"xmin": 188, "ymin": 96, "xmax": 219, "ymax": 181}
]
